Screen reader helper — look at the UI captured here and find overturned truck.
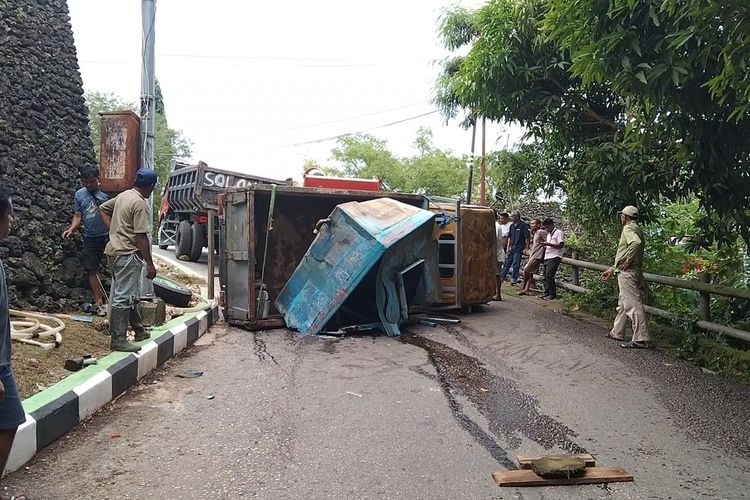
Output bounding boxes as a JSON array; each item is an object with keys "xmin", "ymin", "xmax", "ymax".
[{"xmin": 218, "ymin": 184, "xmax": 496, "ymax": 334}]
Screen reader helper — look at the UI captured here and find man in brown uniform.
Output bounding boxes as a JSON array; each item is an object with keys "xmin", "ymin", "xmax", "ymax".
[
  {"xmin": 99, "ymin": 169, "xmax": 158, "ymax": 352},
  {"xmin": 601, "ymin": 205, "xmax": 649, "ymax": 349}
]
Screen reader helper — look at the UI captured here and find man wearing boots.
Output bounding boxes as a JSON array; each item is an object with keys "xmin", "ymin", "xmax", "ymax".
[{"xmin": 99, "ymin": 168, "xmax": 158, "ymax": 352}]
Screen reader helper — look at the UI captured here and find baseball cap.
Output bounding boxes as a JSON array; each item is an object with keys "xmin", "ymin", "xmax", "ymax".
[
  {"xmin": 618, "ymin": 205, "xmax": 639, "ymax": 217},
  {"xmin": 134, "ymin": 168, "xmax": 159, "ymax": 187}
]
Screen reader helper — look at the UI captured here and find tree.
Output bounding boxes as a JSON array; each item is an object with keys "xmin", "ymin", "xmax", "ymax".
[
  {"xmin": 485, "ymin": 144, "xmax": 555, "ymax": 207},
  {"xmin": 84, "ymin": 91, "xmax": 191, "ymax": 228},
  {"xmin": 436, "ymin": 0, "xmax": 750, "ymax": 247},
  {"xmin": 328, "ymin": 130, "xmax": 468, "ymax": 198}
]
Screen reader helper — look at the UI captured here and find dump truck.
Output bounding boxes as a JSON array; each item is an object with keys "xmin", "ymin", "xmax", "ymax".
[{"xmin": 157, "ymin": 161, "xmax": 285, "ymax": 261}]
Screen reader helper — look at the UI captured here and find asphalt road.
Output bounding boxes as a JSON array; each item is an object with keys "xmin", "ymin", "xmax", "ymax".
[
  {"xmin": 152, "ymin": 245, "xmax": 214, "ymax": 280},
  {"xmin": 5, "ymin": 296, "xmax": 750, "ymax": 499}
]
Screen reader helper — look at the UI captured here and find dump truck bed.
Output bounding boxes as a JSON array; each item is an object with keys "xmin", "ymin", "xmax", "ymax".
[{"xmin": 166, "ymin": 161, "xmax": 285, "ymax": 213}]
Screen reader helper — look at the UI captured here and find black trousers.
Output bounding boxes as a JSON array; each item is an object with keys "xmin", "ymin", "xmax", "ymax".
[{"xmin": 544, "ymin": 257, "xmax": 561, "ymax": 298}]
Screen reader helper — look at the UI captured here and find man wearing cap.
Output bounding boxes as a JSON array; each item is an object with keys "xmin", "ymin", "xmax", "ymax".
[
  {"xmin": 601, "ymin": 205, "xmax": 650, "ymax": 349},
  {"xmin": 99, "ymin": 168, "xmax": 159, "ymax": 352}
]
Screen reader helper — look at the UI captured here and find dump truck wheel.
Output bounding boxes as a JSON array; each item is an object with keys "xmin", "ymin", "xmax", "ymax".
[
  {"xmin": 152, "ymin": 275, "xmax": 192, "ymax": 308},
  {"xmin": 175, "ymin": 221, "xmax": 192, "ymax": 258},
  {"xmin": 189, "ymin": 223, "xmax": 205, "ymax": 262}
]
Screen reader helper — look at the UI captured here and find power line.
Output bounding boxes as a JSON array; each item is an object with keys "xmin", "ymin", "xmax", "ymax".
[
  {"xmin": 79, "ymin": 53, "xmax": 444, "ymax": 68},
  {"xmin": 272, "ymin": 110, "xmax": 440, "ymax": 149},
  {"xmin": 158, "ymin": 53, "xmax": 439, "ymax": 63},
  {"xmin": 261, "ymin": 102, "xmax": 429, "ymax": 134},
  {"xmin": 79, "ymin": 59, "xmax": 431, "ymax": 69},
  {"xmin": 191, "ymin": 110, "xmax": 441, "ymax": 158}
]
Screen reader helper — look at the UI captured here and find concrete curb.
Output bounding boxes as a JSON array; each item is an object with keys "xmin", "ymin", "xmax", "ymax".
[{"xmin": 6, "ymin": 304, "xmax": 220, "ymax": 474}]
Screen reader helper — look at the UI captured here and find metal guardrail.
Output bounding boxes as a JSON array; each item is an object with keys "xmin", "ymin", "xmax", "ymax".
[{"xmin": 537, "ymin": 253, "xmax": 750, "ymax": 344}]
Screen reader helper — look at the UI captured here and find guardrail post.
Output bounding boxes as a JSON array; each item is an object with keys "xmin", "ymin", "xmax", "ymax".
[
  {"xmin": 698, "ymin": 270, "xmax": 710, "ymax": 322},
  {"xmin": 571, "ymin": 251, "xmax": 580, "ymax": 287}
]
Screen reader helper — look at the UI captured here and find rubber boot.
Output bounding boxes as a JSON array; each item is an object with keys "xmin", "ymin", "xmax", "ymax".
[
  {"xmin": 493, "ymin": 276, "xmax": 503, "ymax": 301},
  {"xmin": 130, "ymin": 304, "xmax": 150, "ymax": 342},
  {"xmin": 109, "ymin": 307, "xmax": 141, "ymax": 352}
]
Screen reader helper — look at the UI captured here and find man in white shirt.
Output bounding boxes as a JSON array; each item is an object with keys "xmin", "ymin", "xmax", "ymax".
[
  {"xmin": 542, "ymin": 218, "xmax": 565, "ymax": 300},
  {"xmin": 494, "ymin": 211, "xmax": 511, "ymax": 300}
]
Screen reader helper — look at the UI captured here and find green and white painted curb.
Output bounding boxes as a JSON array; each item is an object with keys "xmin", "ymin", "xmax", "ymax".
[{"xmin": 7, "ymin": 304, "xmax": 219, "ymax": 473}]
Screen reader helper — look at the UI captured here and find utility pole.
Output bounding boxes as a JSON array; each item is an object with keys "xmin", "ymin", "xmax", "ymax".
[
  {"xmin": 140, "ymin": 0, "xmax": 156, "ymax": 297},
  {"xmin": 140, "ymin": 0, "xmax": 156, "ymax": 171},
  {"xmin": 466, "ymin": 118, "xmax": 477, "ymax": 204},
  {"xmin": 479, "ymin": 116, "xmax": 486, "ymax": 206}
]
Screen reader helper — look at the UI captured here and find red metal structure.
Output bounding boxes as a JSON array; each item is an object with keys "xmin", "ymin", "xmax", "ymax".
[{"xmin": 302, "ymin": 168, "xmax": 381, "ymax": 192}]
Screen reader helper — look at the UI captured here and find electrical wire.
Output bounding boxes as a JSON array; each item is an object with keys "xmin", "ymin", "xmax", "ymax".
[
  {"xmin": 272, "ymin": 110, "xmax": 440, "ymax": 149},
  {"xmin": 180, "ymin": 109, "xmax": 441, "ymax": 158},
  {"xmin": 261, "ymin": 101, "xmax": 428, "ymax": 134}
]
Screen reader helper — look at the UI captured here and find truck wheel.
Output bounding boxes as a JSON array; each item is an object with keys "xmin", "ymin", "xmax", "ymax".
[
  {"xmin": 189, "ymin": 223, "xmax": 205, "ymax": 262},
  {"xmin": 175, "ymin": 221, "xmax": 192, "ymax": 259}
]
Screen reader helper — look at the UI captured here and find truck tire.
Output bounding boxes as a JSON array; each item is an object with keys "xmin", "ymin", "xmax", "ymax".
[
  {"xmin": 189, "ymin": 223, "xmax": 205, "ymax": 262},
  {"xmin": 175, "ymin": 221, "xmax": 192, "ymax": 259},
  {"xmin": 152, "ymin": 275, "xmax": 193, "ymax": 308}
]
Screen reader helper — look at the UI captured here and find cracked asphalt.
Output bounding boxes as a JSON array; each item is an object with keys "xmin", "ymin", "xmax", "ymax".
[{"xmin": 5, "ymin": 296, "xmax": 749, "ymax": 499}]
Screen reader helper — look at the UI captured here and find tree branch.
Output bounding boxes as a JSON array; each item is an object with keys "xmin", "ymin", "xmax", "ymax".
[{"xmin": 549, "ymin": 78, "xmax": 618, "ymax": 130}]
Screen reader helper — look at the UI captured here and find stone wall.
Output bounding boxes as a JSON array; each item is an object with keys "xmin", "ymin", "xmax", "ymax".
[{"xmin": 0, "ymin": 0, "xmax": 96, "ymax": 311}]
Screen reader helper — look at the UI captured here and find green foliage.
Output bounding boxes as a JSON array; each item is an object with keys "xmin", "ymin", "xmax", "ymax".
[
  {"xmin": 436, "ymin": 0, "xmax": 750, "ymax": 247},
  {"xmin": 485, "ymin": 143, "xmax": 558, "ymax": 206},
  {"xmin": 329, "ymin": 128, "xmax": 468, "ymax": 198},
  {"xmin": 154, "ymin": 80, "xmax": 165, "ymax": 115},
  {"xmin": 675, "ymin": 329, "xmax": 750, "ymax": 383},
  {"xmin": 560, "ymin": 274, "xmax": 618, "ymax": 317},
  {"xmin": 84, "ymin": 91, "xmax": 191, "ymax": 230}
]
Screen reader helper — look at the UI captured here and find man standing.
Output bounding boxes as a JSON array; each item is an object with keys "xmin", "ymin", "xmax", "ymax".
[
  {"xmin": 541, "ymin": 218, "xmax": 565, "ymax": 300},
  {"xmin": 601, "ymin": 205, "xmax": 650, "ymax": 349},
  {"xmin": 494, "ymin": 211, "xmax": 511, "ymax": 301},
  {"xmin": 500, "ymin": 210, "xmax": 530, "ymax": 285},
  {"xmin": 0, "ymin": 189, "xmax": 30, "ymax": 500},
  {"xmin": 99, "ymin": 168, "xmax": 158, "ymax": 352},
  {"xmin": 62, "ymin": 167, "xmax": 108, "ymax": 316},
  {"xmin": 518, "ymin": 219, "xmax": 547, "ymax": 295}
]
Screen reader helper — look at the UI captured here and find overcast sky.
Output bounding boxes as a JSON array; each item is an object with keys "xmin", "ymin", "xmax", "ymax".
[{"xmin": 67, "ymin": 0, "xmax": 523, "ymax": 181}]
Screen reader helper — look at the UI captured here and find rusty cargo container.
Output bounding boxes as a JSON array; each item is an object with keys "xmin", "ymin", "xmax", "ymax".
[
  {"xmin": 99, "ymin": 111, "xmax": 140, "ymax": 193},
  {"xmin": 430, "ymin": 200, "xmax": 496, "ymax": 309},
  {"xmin": 219, "ymin": 185, "xmax": 427, "ymax": 329}
]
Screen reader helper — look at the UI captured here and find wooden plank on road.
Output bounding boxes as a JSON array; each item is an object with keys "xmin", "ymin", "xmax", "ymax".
[
  {"xmin": 516, "ymin": 453, "xmax": 596, "ymax": 468},
  {"xmin": 493, "ymin": 467, "xmax": 633, "ymax": 487}
]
